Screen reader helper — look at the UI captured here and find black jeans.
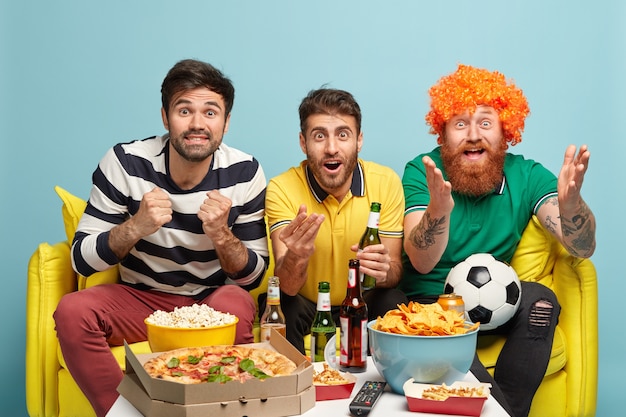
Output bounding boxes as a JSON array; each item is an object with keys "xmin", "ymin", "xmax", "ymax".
[{"xmin": 258, "ymin": 287, "xmax": 408, "ymax": 354}]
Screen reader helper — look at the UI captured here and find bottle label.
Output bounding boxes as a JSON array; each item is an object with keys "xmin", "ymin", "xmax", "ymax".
[
  {"xmin": 359, "ymin": 319, "xmax": 368, "ymax": 361},
  {"xmin": 267, "ymin": 285, "xmax": 280, "ymax": 305},
  {"xmin": 367, "ymin": 212, "xmax": 380, "ymax": 229},
  {"xmin": 339, "ymin": 317, "xmax": 349, "ymax": 364},
  {"xmin": 348, "ymin": 267, "xmax": 357, "ymax": 288},
  {"xmin": 316, "ymin": 293, "xmax": 331, "ymax": 311}
]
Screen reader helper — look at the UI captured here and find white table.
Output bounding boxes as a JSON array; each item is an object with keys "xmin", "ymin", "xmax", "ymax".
[{"xmin": 108, "ymin": 358, "xmax": 510, "ymax": 417}]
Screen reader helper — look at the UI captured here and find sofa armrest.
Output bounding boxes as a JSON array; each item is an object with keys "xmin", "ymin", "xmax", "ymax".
[
  {"xmin": 552, "ymin": 249, "xmax": 598, "ymax": 416},
  {"xmin": 26, "ymin": 241, "xmax": 77, "ymax": 417}
]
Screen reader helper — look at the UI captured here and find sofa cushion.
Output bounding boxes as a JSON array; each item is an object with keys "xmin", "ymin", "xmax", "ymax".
[
  {"xmin": 510, "ymin": 216, "xmax": 558, "ymax": 284},
  {"xmin": 474, "ymin": 215, "xmax": 567, "ymax": 378},
  {"xmin": 55, "ymin": 185, "xmax": 87, "ymax": 243},
  {"xmin": 55, "ymin": 186, "xmax": 120, "ymax": 289}
]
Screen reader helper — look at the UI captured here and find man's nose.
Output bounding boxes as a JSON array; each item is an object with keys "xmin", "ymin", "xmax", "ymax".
[
  {"xmin": 469, "ymin": 122, "xmax": 480, "ymax": 140},
  {"xmin": 189, "ymin": 112, "xmax": 204, "ymax": 129},
  {"xmin": 325, "ymin": 137, "xmax": 339, "ymax": 154}
]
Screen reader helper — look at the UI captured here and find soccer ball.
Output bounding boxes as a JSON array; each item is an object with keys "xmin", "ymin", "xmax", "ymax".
[{"xmin": 444, "ymin": 253, "xmax": 522, "ymax": 331}]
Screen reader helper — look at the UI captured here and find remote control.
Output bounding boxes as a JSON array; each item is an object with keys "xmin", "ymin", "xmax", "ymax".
[{"xmin": 349, "ymin": 380, "xmax": 386, "ymax": 416}]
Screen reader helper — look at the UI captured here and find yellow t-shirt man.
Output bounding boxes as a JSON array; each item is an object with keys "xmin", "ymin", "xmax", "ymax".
[{"xmin": 266, "ymin": 159, "xmax": 404, "ymax": 306}]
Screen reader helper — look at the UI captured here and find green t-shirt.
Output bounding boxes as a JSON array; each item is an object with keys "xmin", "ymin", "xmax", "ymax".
[{"xmin": 399, "ymin": 147, "xmax": 557, "ymax": 299}]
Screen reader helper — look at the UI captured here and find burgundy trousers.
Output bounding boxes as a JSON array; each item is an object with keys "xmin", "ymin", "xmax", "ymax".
[{"xmin": 54, "ymin": 284, "xmax": 256, "ymax": 417}]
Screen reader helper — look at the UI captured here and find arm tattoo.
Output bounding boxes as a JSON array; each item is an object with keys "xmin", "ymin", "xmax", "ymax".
[
  {"xmin": 561, "ymin": 201, "xmax": 594, "ymax": 256},
  {"xmin": 409, "ymin": 212, "xmax": 446, "ymax": 250},
  {"xmin": 544, "ymin": 215, "xmax": 558, "ymax": 234}
]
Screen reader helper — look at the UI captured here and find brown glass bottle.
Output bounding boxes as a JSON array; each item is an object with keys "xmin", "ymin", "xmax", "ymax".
[{"xmin": 339, "ymin": 259, "xmax": 368, "ymax": 372}]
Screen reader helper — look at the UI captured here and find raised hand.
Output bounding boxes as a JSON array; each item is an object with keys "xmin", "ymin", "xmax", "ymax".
[
  {"xmin": 132, "ymin": 187, "xmax": 173, "ymax": 237},
  {"xmin": 423, "ymin": 155, "xmax": 454, "ymax": 215},
  {"xmin": 198, "ymin": 190, "xmax": 232, "ymax": 241},
  {"xmin": 278, "ymin": 204, "xmax": 325, "ymax": 260},
  {"xmin": 557, "ymin": 144, "xmax": 590, "ymax": 212}
]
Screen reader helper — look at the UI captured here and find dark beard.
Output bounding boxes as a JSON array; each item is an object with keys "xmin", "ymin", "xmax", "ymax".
[
  {"xmin": 440, "ymin": 142, "xmax": 506, "ymax": 196},
  {"xmin": 170, "ymin": 130, "xmax": 220, "ymax": 163},
  {"xmin": 306, "ymin": 153, "xmax": 358, "ymax": 193}
]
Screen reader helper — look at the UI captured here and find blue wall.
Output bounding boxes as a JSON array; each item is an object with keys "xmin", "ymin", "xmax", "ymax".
[{"xmin": 3, "ymin": 1, "xmax": 623, "ymax": 415}]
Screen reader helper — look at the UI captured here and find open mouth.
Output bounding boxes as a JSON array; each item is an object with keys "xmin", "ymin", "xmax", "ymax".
[
  {"xmin": 324, "ymin": 161, "xmax": 342, "ymax": 172},
  {"xmin": 463, "ymin": 149, "xmax": 486, "ymax": 160},
  {"xmin": 185, "ymin": 136, "xmax": 208, "ymax": 142}
]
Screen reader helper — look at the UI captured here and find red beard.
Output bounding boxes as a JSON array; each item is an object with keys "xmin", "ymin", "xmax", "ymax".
[{"xmin": 440, "ymin": 141, "xmax": 506, "ymax": 196}]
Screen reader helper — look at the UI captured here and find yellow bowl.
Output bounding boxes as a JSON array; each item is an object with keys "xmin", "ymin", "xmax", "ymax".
[{"xmin": 145, "ymin": 317, "xmax": 238, "ymax": 352}]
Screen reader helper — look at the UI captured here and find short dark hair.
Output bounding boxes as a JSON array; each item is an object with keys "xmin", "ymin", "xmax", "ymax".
[
  {"xmin": 298, "ymin": 88, "xmax": 362, "ymax": 135},
  {"xmin": 161, "ymin": 59, "xmax": 235, "ymax": 117}
]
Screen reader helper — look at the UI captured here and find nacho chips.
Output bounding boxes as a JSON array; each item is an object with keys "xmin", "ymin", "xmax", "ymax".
[{"xmin": 373, "ymin": 301, "xmax": 479, "ymax": 336}]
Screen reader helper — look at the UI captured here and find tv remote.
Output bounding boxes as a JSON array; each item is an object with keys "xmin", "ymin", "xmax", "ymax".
[{"xmin": 349, "ymin": 380, "xmax": 386, "ymax": 416}]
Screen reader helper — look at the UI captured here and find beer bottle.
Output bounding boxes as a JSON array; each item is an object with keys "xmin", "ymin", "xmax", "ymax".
[
  {"xmin": 339, "ymin": 259, "xmax": 368, "ymax": 372},
  {"xmin": 310, "ymin": 281, "xmax": 337, "ymax": 363},
  {"xmin": 359, "ymin": 202, "xmax": 381, "ymax": 290},
  {"xmin": 260, "ymin": 276, "xmax": 286, "ymax": 341}
]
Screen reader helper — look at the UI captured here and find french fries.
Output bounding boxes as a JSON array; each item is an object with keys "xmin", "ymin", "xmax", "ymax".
[
  {"xmin": 421, "ymin": 383, "xmax": 486, "ymax": 400},
  {"xmin": 372, "ymin": 301, "xmax": 479, "ymax": 336}
]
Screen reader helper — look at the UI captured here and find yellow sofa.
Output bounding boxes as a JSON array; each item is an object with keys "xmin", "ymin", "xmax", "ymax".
[{"xmin": 25, "ymin": 187, "xmax": 597, "ymax": 417}]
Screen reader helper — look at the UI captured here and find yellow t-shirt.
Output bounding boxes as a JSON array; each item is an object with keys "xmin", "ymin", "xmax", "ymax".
[{"xmin": 266, "ymin": 159, "xmax": 404, "ymax": 305}]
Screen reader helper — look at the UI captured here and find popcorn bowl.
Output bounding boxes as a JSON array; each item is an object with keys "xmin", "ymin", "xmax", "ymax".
[
  {"xmin": 367, "ymin": 320, "xmax": 478, "ymax": 394},
  {"xmin": 145, "ymin": 317, "xmax": 238, "ymax": 352}
]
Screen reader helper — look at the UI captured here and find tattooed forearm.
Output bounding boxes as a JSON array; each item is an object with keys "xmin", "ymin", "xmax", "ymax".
[
  {"xmin": 409, "ymin": 212, "xmax": 446, "ymax": 250},
  {"xmin": 561, "ymin": 212, "xmax": 588, "ymax": 237},
  {"xmin": 568, "ymin": 226, "xmax": 595, "ymax": 257},
  {"xmin": 561, "ymin": 201, "xmax": 595, "ymax": 256}
]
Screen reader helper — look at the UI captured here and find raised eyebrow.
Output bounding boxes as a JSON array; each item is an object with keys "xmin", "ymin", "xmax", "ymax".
[
  {"xmin": 474, "ymin": 107, "xmax": 498, "ymax": 117},
  {"xmin": 172, "ymin": 98, "xmax": 223, "ymax": 111},
  {"xmin": 309, "ymin": 126, "xmax": 329, "ymax": 136},
  {"xmin": 336, "ymin": 125, "xmax": 353, "ymax": 134}
]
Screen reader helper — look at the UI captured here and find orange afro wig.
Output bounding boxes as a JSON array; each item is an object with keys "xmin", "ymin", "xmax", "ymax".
[{"xmin": 426, "ymin": 64, "xmax": 530, "ymax": 146}]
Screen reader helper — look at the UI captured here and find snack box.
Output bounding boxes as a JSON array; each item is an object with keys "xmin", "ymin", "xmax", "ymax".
[
  {"xmin": 312, "ymin": 362, "xmax": 356, "ymax": 401},
  {"xmin": 403, "ymin": 379, "xmax": 490, "ymax": 417},
  {"xmin": 119, "ymin": 373, "xmax": 315, "ymax": 417},
  {"xmin": 118, "ymin": 328, "xmax": 315, "ymax": 417}
]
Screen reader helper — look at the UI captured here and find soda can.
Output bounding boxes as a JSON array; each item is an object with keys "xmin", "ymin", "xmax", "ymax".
[{"xmin": 437, "ymin": 293, "xmax": 465, "ymax": 317}]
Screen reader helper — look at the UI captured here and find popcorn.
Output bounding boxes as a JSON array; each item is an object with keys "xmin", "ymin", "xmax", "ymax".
[{"xmin": 145, "ymin": 304, "xmax": 237, "ymax": 328}]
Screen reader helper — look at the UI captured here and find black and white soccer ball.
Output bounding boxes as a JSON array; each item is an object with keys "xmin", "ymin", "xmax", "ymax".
[{"xmin": 444, "ymin": 253, "xmax": 521, "ymax": 331}]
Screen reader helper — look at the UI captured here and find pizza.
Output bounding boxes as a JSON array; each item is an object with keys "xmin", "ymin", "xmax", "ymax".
[{"xmin": 143, "ymin": 345, "xmax": 297, "ymax": 384}]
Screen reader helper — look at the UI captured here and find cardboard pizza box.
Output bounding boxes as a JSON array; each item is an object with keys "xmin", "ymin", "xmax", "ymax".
[
  {"xmin": 120, "ymin": 328, "xmax": 313, "ymax": 406},
  {"xmin": 118, "ymin": 372, "xmax": 316, "ymax": 417}
]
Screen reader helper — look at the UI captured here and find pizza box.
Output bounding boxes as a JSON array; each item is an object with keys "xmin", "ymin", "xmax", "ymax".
[
  {"xmin": 118, "ymin": 372, "xmax": 316, "ymax": 417},
  {"xmin": 120, "ymin": 328, "xmax": 313, "ymax": 406},
  {"xmin": 402, "ymin": 378, "xmax": 490, "ymax": 417}
]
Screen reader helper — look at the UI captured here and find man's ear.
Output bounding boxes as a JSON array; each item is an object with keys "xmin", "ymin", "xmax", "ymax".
[
  {"xmin": 357, "ymin": 131, "xmax": 363, "ymax": 153},
  {"xmin": 223, "ymin": 113, "xmax": 231, "ymax": 134},
  {"xmin": 161, "ymin": 107, "xmax": 169, "ymax": 131},
  {"xmin": 299, "ymin": 132, "xmax": 307, "ymax": 154}
]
